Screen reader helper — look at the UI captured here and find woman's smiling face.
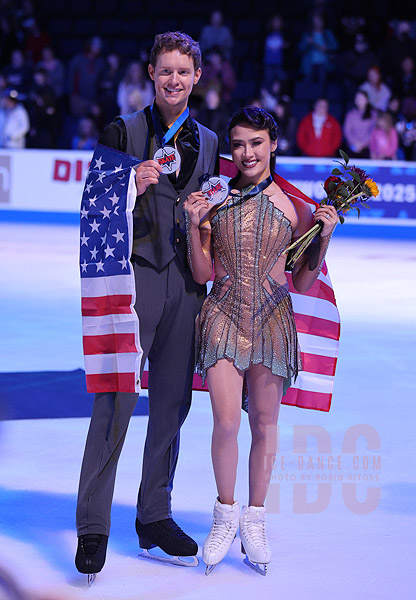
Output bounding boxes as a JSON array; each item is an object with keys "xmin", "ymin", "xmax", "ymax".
[{"xmin": 230, "ymin": 123, "xmax": 277, "ymax": 185}]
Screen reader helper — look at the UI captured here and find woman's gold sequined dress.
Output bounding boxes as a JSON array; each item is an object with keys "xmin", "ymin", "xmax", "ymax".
[{"xmin": 196, "ymin": 189, "xmax": 302, "ymax": 406}]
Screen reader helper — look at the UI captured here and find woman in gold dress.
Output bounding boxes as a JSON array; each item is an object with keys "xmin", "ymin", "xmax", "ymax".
[{"xmin": 184, "ymin": 107, "xmax": 338, "ymax": 574}]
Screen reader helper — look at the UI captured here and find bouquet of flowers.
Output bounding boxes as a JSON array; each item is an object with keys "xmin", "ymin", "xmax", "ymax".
[{"xmin": 285, "ymin": 150, "xmax": 379, "ymax": 268}]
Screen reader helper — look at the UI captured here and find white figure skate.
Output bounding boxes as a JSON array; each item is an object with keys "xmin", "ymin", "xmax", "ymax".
[
  {"xmin": 240, "ymin": 505, "xmax": 272, "ymax": 576},
  {"xmin": 202, "ymin": 498, "xmax": 240, "ymax": 575}
]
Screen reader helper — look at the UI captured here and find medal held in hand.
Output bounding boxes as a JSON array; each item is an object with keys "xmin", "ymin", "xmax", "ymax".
[
  {"xmin": 153, "ymin": 146, "xmax": 181, "ymax": 174},
  {"xmin": 151, "ymin": 104, "xmax": 188, "ymax": 175},
  {"xmin": 200, "ymin": 175, "xmax": 230, "ymax": 205}
]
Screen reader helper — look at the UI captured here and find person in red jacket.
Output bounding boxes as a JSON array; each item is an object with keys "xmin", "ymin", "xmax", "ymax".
[{"xmin": 296, "ymin": 97, "xmax": 342, "ymax": 157}]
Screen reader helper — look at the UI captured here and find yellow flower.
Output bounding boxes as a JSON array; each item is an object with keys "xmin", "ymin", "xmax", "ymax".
[{"xmin": 364, "ymin": 178, "xmax": 379, "ymax": 197}]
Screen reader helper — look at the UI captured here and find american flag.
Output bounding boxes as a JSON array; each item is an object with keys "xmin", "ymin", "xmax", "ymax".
[
  {"xmin": 80, "ymin": 149, "xmax": 339, "ymax": 412},
  {"xmin": 80, "ymin": 143, "xmax": 142, "ymax": 393}
]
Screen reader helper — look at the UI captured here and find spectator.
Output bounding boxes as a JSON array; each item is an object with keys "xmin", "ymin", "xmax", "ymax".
[
  {"xmin": 98, "ymin": 52, "xmax": 122, "ymax": 124},
  {"xmin": 392, "ymin": 56, "xmax": 416, "ymax": 122},
  {"xmin": 381, "ymin": 20, "xmax": 416, "ymax": 83},
  {"xmin": 296, "ymin": 97, "xmax": 342, "ymax": 157},
  {"xmin": 338, "ymin": 14, "xmax": 366, "ymax": 50},
  {"xmin": 37, "ymin": 46, "xmax": 65, "ymax": 100},
  {"xmin": 262, "ymin": 15, "xmax": 288, "ymax": 87},
  {"xmin": 23, "ymin": 17, "xmax": 51, "ymax": 65},
  {"xmin": 71, "ymin": 115, "xmax": 99, "ymax": 150},
  {"xmin": 386, "ymin": 95, "xmax": 408, "ymax": 159},
  {"xmin": 16, "ymin": 0, "xmax": 36, "ymax": 35},
  {"xmin": 397, "ymin": 118, "xmax": 416, "ymax": 162},
  {"xmin": 392, "ymin": 56, "xmax": 416, "ymax": 98},
  {"xmin": 199, "ymin": 10, "xmax": 233, "ymax": 60},
  {"xmin": 0, "ymin": 88, "xmax": 30, "ymax": 148},
  {"xmin": 197, "ymin": 48, "xmax": 237, "ymax": 106},
  {"xmin": 274, "ymin": 96, "xmax": 297, "ymax": 155},
  {"xmin": 343, "ymin": 90, "xmax": 377, "ymax": 158},
  {"xmin": 0, "ymin": 73, "xmax": 7, "ymax": 96},
  {"xmin": 0, "ymin": 15, "xmax": 19, "ymax": 69},
  {"xmin": 26, "ymin": 67, "xmax": 58, "ymax": 148},
  {"xmin": 68, "ymin": 36, "xmax": 106, "ymax": 117},
  {"xmin": 369, "ymin": 111, "xmax": 399, "ymax": 160},
  {"xmin": 2, "ymin": 48, "xmax": 32, "ymax": 98},
  {"xmin": 297, "ymin": 13, "xmax": 338, "ymax": 83},
  {"xmin": 359, "ymin": 65, "xmax": 391, "ymax": 112},
  {"xmin": 342, "ymin": 32, "xmax": 379, "ymax": 102},
  {"xmin": 196, "ymin": 88, "xmax": 229, "ymax": 154},
  {"xmin": 117, "ymin": 60, "xmax": 153, "ymax": 115}
]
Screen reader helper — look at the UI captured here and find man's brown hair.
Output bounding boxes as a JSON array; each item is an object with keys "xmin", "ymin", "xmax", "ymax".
[{"xmin": 149, "ymin": 31, "xmax": 201, "ymax": 71}]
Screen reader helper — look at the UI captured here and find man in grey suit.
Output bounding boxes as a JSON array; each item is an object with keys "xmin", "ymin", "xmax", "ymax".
[{"xmin": 75, "ymin": 31, "xmax": 218, "ymax": 577}]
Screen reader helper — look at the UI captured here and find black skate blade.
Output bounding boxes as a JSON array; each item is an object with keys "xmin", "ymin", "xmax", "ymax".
[
  {"xmin": 138, "ymin": 548, "xmax": 198, "ymax": 567},
  {"xmin": 243, "ymin": 555, "xmax": 267, "ymax": 576},
  {"xmin": 87, "ymin": 573, "xmax": 96, "ymax": 586}
]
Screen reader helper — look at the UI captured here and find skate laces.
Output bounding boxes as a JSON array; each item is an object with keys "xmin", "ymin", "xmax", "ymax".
[
  {"xmin": 159, "ymin": 518, "xmax": 190, "ymax": 541},
  {"xmin": 79, "ymin": 534, "xmax": 106, "ymax": 555},
  {"xmin": 242, "ymin": 512, "xmax": 268, "ymax": 549},
  {"xmin": 207, "ymin": 508, "xmax": 237, "ymax": 550}
]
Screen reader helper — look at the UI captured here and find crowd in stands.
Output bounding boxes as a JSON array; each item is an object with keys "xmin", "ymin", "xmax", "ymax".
[{"xmin": 0, "ymin": 0, "xmax": 415, "ymax": 161}]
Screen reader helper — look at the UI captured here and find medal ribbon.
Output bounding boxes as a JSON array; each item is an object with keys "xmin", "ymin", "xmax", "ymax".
[
  {"xmin": 151, "ymin": 104, "xmax": 190, "ymax": 147},
  {"xmin": 230, "ymin": 174, "xmax": 274, "ymax": 199}
]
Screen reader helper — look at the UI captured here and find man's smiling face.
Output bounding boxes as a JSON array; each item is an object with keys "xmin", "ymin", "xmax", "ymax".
[{"xmin": 148, "ymin": 50, "xmax": 201, "ymax": 117}]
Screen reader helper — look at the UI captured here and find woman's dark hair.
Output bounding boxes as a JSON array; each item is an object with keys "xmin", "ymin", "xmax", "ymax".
[
  {"xmin": 227, "ymin": 106, "xmax": 278, "ymax": 171},
  {"xmin": 355, "ymin": 89, "xmax": 373, "ymax": 120}
]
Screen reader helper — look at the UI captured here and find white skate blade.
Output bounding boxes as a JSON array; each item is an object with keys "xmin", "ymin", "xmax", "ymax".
[
  {"xmin": 243, "ymin": 555, "xmax": 268, "ymax": 576},
  {"xmin": 205, "ymin": 563, "xmax": 217, "ymax": 575},
  {"xmin": 138, "ymin": 548, "xmax": 198, "ymax": 567},
  {"xmin": 87, "ymin": 573, "xmax": 96, "ymax": 586}
]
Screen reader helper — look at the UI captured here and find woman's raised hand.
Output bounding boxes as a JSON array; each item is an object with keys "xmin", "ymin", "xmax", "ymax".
[{"xmin": 183, "ymin": 191, "xmax": 210, "ymax": 227}]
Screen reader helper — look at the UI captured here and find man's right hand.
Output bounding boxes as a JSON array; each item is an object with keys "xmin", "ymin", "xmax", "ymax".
[{"xmin": 135, "ymin": 160, "xmax": 163, "ymax": 195}]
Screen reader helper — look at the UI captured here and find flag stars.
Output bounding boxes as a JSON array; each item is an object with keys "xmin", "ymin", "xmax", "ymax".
[
  {"xmin": 89, "ymin": 219, "xmax": 100, "ymax": 232},
  {"xmin": 118, "ymin": 256, "xmax": 128, "ymax": 269},
  {"xmin": 114, "ymin": 163, "xmax": 123, "ymax": 173},
  {"xmin": 94, "ymin": 156, "xmax": 105, "ymax": 170},
  {"xmin": 104, "ymin": 185, "xmax": 112, "ymax": 193},
  {"xmin": 89, "ymin": 195, "xmax": 98, "ymax": 206},
  {"xmin": 85, "ymin": 182, "xmax": 93, "ymax": 193},
  {"xmin": 100, "ymin": 206, "xmax": 112, "ymax": 219},
  {"xmin": 80, "ymin": 207, "xmax": 89, "ymax": 219},
  {"xmin": 108, "ymin": 192, "xmax": 120, "ymax": 205},
  {"xmin": 80, "ymin": 232, "xmax": 90, "ymax": 246},
  {"xmin": 96, "ymin": 172, "xmax": 106, "ymax": 183},
  {"xmin": 90, "ymin": 246, "xmax": 99, "ymax": 259},
  {"xmin": 81, "ymin": 260, "xmax": 88, "ymax": 272},
  {"xmin": 112, "ymin": 206, "xmax": 119, "ymax": 216},
  {"xmin": 101, "ymin": 232, "xmax": 107, "ymax": 246},
  {"xmin": 96, "ymin": 261, "xmax": 105, "ymax": 272},
  {"xmin": 104, "ymin": 244, "xmax": 115, "ymax": 258},
  {"xmin": 112, "ymin": 229, "xmax": 125, "ymax": 243}
]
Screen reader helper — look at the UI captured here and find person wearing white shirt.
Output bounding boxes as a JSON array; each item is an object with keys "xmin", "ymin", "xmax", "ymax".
[{"xmin": 0, "ymin": 89, "xmax": 30, "ymax": 148}]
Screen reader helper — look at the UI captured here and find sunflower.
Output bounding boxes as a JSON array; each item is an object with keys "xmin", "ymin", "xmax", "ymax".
[{"xmin": 363, "ymin": 178, "xmax": 379, "ymax": 197}]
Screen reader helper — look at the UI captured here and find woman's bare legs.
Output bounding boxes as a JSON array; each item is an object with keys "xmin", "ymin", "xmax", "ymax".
[
  {"xmin": 206, "ymin": 359, "xmax": 244, "ymax": 505},
  {"xmin": 245, "ymin": 364, "xmax": 283, "ymax": 507}
]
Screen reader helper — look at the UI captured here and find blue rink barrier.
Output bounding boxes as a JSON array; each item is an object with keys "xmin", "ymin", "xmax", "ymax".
[
  {"xmin": 1, "ymin": 150, "xmax": 415, "ymax": 238},
  {"xmin": 1, "ymin": 208, "xmax": 415, "ymax": 240}
]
